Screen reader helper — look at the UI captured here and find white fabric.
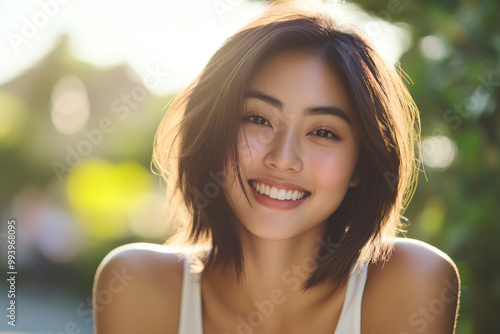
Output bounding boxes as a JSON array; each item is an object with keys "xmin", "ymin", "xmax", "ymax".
[
  {"xmin": 178, "ymin": 256, "xmax": 203, "ymax": 334},
  {"xmin": 333, "ymin": 264, "xmax": 368, "ymax": 334},
  {"xmin": 178, "ymin": 256, "xmax": 368, "ymax": 334}
]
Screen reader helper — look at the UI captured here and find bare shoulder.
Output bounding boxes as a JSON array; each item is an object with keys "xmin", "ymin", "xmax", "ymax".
[
  {"xmin": 362, "ymin": 238, "xmax": 460, "ymax": 334},
  {"xmin": 93, "ymin": 242, "xmax": 184, "ymax": 334}
]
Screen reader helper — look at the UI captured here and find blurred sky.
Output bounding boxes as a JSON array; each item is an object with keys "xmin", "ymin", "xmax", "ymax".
[{"xmin": 0, "ymin": 0, "xmax": 410, "ymax": 95}]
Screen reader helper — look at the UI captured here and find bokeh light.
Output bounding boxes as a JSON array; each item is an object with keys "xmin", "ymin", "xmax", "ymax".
[
  {"xmin": 419, "ymin": 35, "xmax": 447, "ymax": 60},
  {"xmin": 128, "ymin": 191, "xmax": 171, "ymax": 240},
  {"xmin": 66, "ymin": 159, "xmax": 152, "ymax": 239},
  {"xmin": 37, "ymin": 206, "xmax": 86, "ymax": 263},
  {"xmin": 0, "ymin": 91, "xmax": 27, "ymax": 147},
  {"xmin": 422, "ymin": 135, "xmax": 457, "ymax": 170},
  {"xmin": 51, "ymin": 75, "xmax": 90, "ymax": 134},
  {"xmin": 417, "ymin": 197, "xmax": 447, "ymax": 238}
]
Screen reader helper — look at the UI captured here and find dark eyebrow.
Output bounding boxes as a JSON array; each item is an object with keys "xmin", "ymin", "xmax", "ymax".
[
  {"xmin": 244, "ymin": 89, "xmax": 351, "ymax": 125},
  {"xmin": 245, "ymin": 89, "xmax": 283, "ymax": 110},
  {"xmin": 304, "ymin": 106, "xmax": 351, "ymax": 125}
]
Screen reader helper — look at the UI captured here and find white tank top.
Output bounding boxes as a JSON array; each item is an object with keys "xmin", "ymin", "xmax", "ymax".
[{"xmin": 178, "ymin": 256, "xmax": 368, "ymax": 334}]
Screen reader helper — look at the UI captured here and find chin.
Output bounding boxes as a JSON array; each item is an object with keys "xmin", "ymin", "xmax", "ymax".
[{"xmin": 237, "ymin": 218, "xmax": 326, "ymax": 242}]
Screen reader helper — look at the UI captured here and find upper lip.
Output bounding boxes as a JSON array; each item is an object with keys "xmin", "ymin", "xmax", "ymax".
[{"xmin": 249, "ymin": 178, "xmax": 310, "ymax": 193}]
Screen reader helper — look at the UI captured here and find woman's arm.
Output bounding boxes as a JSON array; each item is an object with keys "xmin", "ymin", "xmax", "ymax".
[{"xmin": 363, "ymin": 238, "xmax": 460, "ymax": 334}]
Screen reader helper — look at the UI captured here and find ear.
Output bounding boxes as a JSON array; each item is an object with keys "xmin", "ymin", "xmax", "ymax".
[{"xmin": 348, "ymin": 164, "xmax": 360, "ymax": 187}]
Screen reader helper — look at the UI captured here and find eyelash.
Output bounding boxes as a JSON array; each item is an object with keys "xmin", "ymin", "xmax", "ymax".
[
  {"xmin": 243, "ymin": 115, "xmax": 270, "ymax": 126},
  {"xmin": 310, "ymin": 128, "xmax": 341, "ymax": 140},
  {"xmin": 242, "ymin": 114, "xmax": 341, "ymax": 141}
]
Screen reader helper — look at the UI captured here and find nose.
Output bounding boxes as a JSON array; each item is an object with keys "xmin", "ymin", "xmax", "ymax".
[{"xmin": 263, "ymin": 129, "xmax": 303, "ymax": 172}]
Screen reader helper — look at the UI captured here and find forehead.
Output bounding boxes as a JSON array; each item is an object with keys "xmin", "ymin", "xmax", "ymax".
[{"xmin": 247, "ymin": 51, "xmax": 353, "ymax": 119}]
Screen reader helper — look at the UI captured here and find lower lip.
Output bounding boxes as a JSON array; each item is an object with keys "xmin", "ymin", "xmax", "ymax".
[{"xmin": 249, "ymin": 184, "xmax": 308, "ymax": 210}]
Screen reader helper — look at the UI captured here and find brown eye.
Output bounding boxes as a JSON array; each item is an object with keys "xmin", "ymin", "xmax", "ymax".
[
  {"xmin": 310, "ymin": 129, "xmax": 340, "ymax": 140},
  {"xmin": 244, "ymin": 115, "xmax": 271, "ymax": 126}
]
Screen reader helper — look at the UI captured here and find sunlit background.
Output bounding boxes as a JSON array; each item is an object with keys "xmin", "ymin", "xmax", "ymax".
[{"xmin": 0, "ymin": 0, "xmax": 499, "ymax": 333}]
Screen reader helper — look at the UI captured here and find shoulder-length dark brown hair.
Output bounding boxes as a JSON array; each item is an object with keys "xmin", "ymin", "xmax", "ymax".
[{"xmin": 153, "ymin": 1, "xmax": 420, "ymax": 288}]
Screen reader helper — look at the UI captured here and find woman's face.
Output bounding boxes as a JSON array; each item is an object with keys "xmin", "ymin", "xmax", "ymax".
[{"xmin": 224, "ymin": 51, "xmax": 360, "ymax": 241}]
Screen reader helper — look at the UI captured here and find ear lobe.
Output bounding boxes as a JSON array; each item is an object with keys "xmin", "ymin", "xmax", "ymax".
[
  {"xmin": 348, "ymin": 165, "xmax": 360, "ymax": 187},
  {"xmin": 348, "ymin": 176, "xmax": 359, "ymax": 188}
]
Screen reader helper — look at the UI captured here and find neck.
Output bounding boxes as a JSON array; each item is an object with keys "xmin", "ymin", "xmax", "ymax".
[{"xmin": 204, "ymin": 223, "xmax": 342, "ymax": 318}]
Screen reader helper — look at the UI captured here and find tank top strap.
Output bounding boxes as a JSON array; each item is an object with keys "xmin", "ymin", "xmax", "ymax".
[
  {"xmin": 333, "ymin": 264, "xmax": 369, "ymax": 334},
  {"xmin": 178, "ymin": 256, "xmax": 204, "ymax": 334}
]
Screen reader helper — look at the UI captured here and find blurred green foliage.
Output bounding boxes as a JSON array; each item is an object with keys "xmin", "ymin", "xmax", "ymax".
[{"xmin": 353, "ymin": 0, "xmax": 500, "ymax": 333}]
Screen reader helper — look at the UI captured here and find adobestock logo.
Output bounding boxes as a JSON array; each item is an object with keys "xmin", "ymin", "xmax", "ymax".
[
  {"xmin": 51, "ymin": 84, "xmax": 149, "ymax": 182},
  {"xmin": 442, "ymin": 72, "xmax": 499, "ymax": 130},
  {"xmin": 363, "ymin": 0, "xmax": 404, "ymax": 38},
  {"xmin": 223, "ymin": 289, "xmax": 286, "ymax": 334},
  {"xmin": 222, "ymin": 235, "xmax": 340, "ymax": 334},
  {"xmin": 213, "ymin": 0, "xmax": 244, "ymax": 20},
  {"xmin": 192, "ymin": 171, "xmax": 226, "ymax": 210},
  {"xmin": 8, "ymin": 0, "xmax": 74, "ymax": 53},
  {"xmin": 51, "ymin": 64, "xmax": 169, "ymax": 182},
  {"xmin": 42, "ymin": 266, "xmax": 136, "ymax": 334},
  {"xmin": 282, "ymin": 235, "xmax": 339, "ymax": 291},
  {"xmin": 400, "ymin": 278, "xmax": 460, "ymax": 334}
]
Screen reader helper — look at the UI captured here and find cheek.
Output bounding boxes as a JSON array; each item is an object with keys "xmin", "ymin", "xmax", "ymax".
[
  {"xmin": 228, "ymin": 133, "xmax": 261, "ymax": 192},
  {"xmin": 308, "ymin": 146, "xmax": 358, "ymax": 187},
  {"xmin": 238, "ymin": 136, "xmax": 253, "ymax": 163},
  {"xmin": 237, "ymin": 130, "xmax": 270, "ymax": 164}
]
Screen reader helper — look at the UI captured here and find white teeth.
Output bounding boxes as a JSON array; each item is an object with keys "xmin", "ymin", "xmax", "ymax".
[
  {"xmin": 270, "ymin": 187, "xmax": 278, "ymax": 199},
  {"xmin": 265, "ymin": 185, "xmax": 270, "ymax": 195},
  {"xmin": 277, "ymin": 189, "xmax": 287, "ymax": 200},
  {"xmin": 251, "ymin": 181, "xmax": 307, "ymax": 201}
]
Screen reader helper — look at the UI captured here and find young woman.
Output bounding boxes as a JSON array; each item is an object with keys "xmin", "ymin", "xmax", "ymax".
[{"xmin": 93, "ymin": 2, "xmax": 460, "ymax": 333}]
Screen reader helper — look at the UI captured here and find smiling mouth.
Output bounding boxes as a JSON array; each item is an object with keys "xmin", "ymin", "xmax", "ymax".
[{"xmin": 249, "ymin": 180, "xmax": 310, "ymax": 201}]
